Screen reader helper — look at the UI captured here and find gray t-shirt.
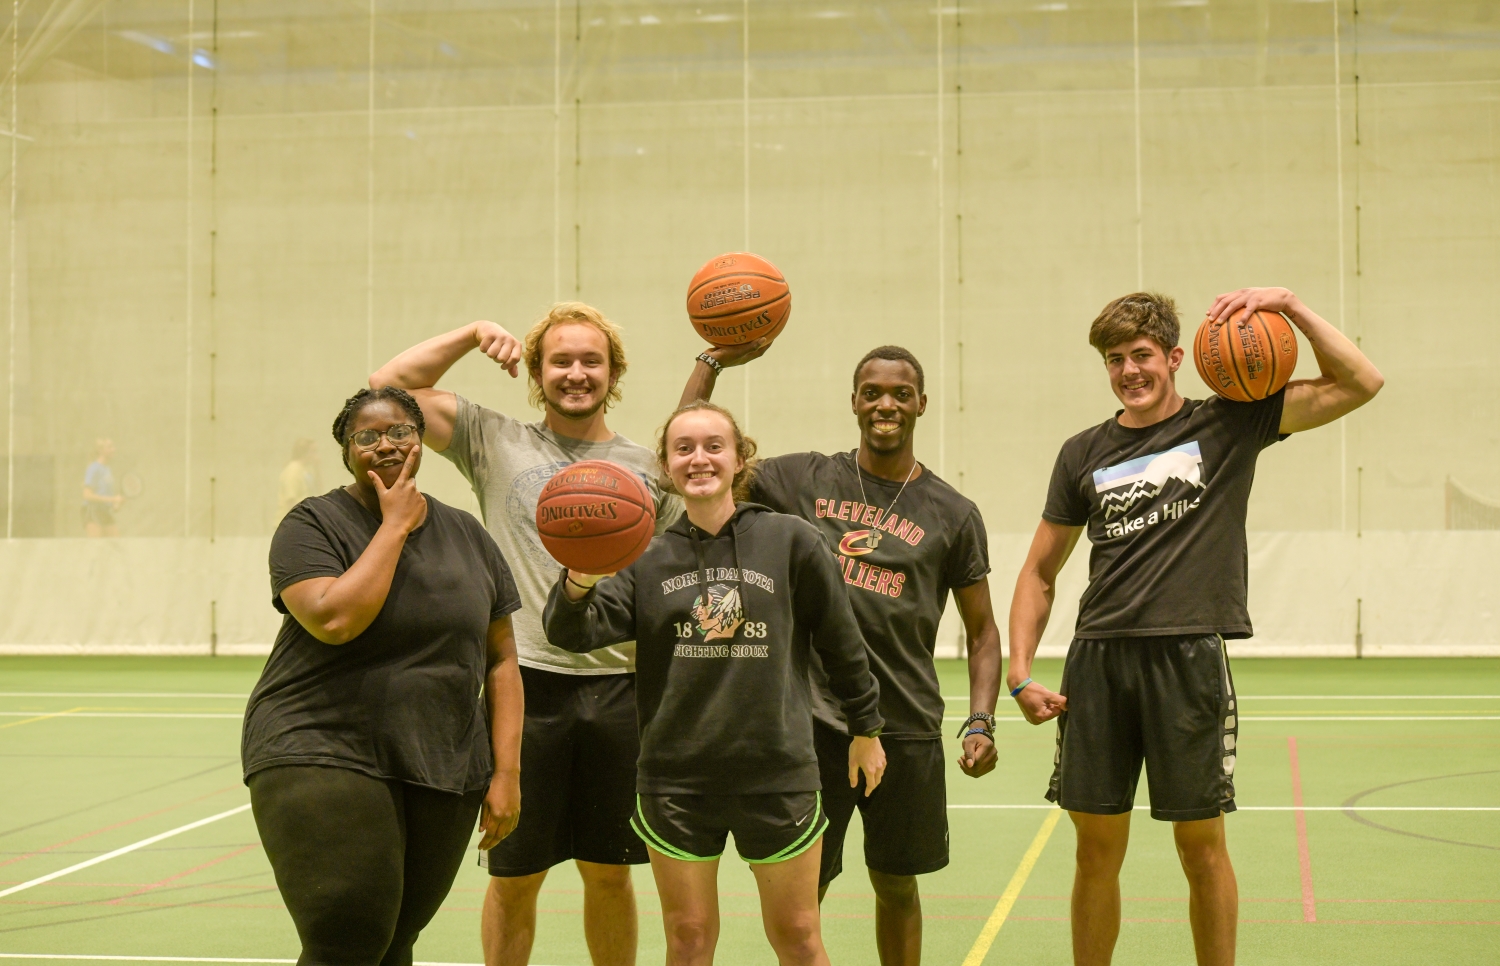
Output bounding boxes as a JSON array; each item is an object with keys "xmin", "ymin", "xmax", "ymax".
[{"xmin": 442, "ymin": 394, "xmax": 682, "ymax": 674}]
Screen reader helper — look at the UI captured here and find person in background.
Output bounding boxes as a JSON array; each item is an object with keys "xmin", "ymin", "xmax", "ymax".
[
  {"xmin": 82, "ymin": 437, "xmax": 121, "ymax": 538},
  {"xmin": 278, "ymin": 437, "xmax": 323, "ymax": 517},
  {"xmin": 242, "ymin": 386, "xmax": 525, "ymax": 965}
]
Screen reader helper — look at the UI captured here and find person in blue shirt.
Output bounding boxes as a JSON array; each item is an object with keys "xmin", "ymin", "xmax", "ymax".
[{"xmin": 82, "ymin": 437, "xmax": 122, "ymax": 538}]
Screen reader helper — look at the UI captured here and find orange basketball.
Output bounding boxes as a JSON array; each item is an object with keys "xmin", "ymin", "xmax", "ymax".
[
  {"xmin": 536, "ymin": 460, "xmax": 656, "ymax": 575},
  {"xmin": 685, "ymin": 252, "xmax": 791, "ymax": 347},
  {"xmin": 1193, "ymin": 308, "xmax": 1299, "ymax": 403}
]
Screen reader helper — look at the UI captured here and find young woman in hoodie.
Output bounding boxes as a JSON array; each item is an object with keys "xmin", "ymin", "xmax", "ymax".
[{"xmin": 544, "ymin": 400, "xmax": 887, "ymax": 966}]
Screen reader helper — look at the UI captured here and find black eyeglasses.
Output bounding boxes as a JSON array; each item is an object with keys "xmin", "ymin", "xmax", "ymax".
[{"xmin": 348, "ymin": 424, "xmax": 418, "ymax": 450}]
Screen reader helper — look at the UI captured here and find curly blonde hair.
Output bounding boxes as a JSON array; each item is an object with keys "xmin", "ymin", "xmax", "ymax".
[
  {"xmin": 656, "ymin": 400, "xmax": 759, "ymax": 502},
  {"xmin": 522, "ymin": 302, "xmax": 628, "ymax": 411}
]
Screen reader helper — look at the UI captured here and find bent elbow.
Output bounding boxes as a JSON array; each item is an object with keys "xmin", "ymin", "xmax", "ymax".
[{"xmin": 1363, "ymin": 368, "xmax": 1385, "ymax": 399}]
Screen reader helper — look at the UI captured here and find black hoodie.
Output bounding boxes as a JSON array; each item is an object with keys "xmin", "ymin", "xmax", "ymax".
[{"xmin": 543, "ymin": 502, "xmax": 883, "ymax": 795}]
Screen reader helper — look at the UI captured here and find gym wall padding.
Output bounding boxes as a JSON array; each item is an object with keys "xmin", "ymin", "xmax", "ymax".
[
  {"xmin": 0, "ymin": 2, "xmax": 1494, "ymax": 654},
  {"xmin": 1, "ymin": 531, "xmax": 1495, "ymax": 656}
]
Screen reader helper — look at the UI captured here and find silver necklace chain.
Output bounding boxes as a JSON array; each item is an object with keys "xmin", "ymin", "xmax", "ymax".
[{"xmin": 855, "ymin": 452, "xmax": 917, "ymax": 548}]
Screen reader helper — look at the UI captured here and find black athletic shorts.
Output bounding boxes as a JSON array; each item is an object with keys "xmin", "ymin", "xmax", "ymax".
[
  {"xmin": 632, "ymin": 791, "xmax": 827, "ymax": 864},
  {"xmin": 484, "ymin": 665, "xmax": 647, "ymax": 876},
  {"xmin": 1046, "ymin": 634, "xmax": 1238, "ymax": 822},
  {"xmin": 814, "ymin": 722, "xmax": 949, "ymax": 887}
]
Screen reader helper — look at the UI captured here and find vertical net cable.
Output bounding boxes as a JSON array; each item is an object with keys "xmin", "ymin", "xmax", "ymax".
[
  {"xmin": 1333, "ymin": 0, "xmax": 1349, "ymax": 531},
  {"xmin": 365, "ymin": 0, "xmax": 375, "ymax": 377},
  {"xmin": 552, "ymin": 0, "xmax": 561, "ymax": 303},
  {"xmin": 935, "ymin": 3, "xmax": 945, "ymax": 478},
  {"xmin": 741, "ymin": 0, "xmax": 750, "ymax": 431},
  {"xmin": 1132, "ymin": 0, "xmax": 1143, "ymax": 289},
  {"xmin": 5, "ymin": 0, "xmax": 15, "ymax": 540},
  {"xmin": 183, "ymin": 0, "xmax": 195, "ymax": 536}
]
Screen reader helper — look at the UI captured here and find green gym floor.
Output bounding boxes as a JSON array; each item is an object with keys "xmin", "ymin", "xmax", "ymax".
[{"xmin": 0, "ymin": 657, "xmax": 1496, "ymax": 965}]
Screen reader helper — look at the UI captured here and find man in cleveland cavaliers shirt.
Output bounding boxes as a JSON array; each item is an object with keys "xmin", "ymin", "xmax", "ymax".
[{"xmin": 680, "ymin": 343, "xmax": 1004, "ymax": 966}]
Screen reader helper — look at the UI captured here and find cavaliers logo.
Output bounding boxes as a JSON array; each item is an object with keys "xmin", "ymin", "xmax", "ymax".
[
  {"xmin": 837, "ymin": 530, "xmax": 881, "ymax": 556},
  {"xmin": 691, "ymin": 583, "xmax": 744, "ymax": 641}
]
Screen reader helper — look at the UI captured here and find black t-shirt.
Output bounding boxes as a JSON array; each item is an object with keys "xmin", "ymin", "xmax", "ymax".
[
  {"xmin": 1042, "ymin": 393, "xmax": 1287, "ymax": 640},
  {"xmin": 751, "ymin": 452, "xmax": 990, "ymax": 739},
  {"xmin": 241, "ymin": 489, "xmax": 522, "ymax": 793}
]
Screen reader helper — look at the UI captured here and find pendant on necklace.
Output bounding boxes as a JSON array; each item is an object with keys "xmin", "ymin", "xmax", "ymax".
[{"xmin": 868, "ymin": 531, "xmax": 882, "ymax": 548}]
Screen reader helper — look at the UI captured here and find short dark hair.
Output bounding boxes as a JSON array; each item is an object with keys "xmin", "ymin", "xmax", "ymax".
[
  {"xmin": 1089, "ymin": 292, "xmax": 1180, "ymax": 356},
  {"xmin": 852, "ymin": 345, "xmax": 925, "ymax": 394},
  {"xmin": 331, "ymin": 387, "xmax": 426, "ymax": 471}
]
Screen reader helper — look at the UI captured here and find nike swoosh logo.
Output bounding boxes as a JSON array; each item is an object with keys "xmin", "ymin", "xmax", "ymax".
[{"xmin": 795, "ymin": 814, "xmax": 810, "ymax": 826}]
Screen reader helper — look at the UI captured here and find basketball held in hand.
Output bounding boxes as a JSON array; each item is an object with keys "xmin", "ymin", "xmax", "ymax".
[
  {"xmin": 685, "ymin": 252, "xmax": 791, "ymax": 347},
  {"xmin": 1193, "ymin": 308, "xmax": 1299, "ymax": 402},
  {"xmin": 536, "ymin": 460, "xmax": 657, "ymax": 575}
]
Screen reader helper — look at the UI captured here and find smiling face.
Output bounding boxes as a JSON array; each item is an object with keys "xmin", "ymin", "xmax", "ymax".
[
  {"xmin": 344, "ymin": 399, "xmax": 420, "ymax": 490},
  {"xmin": 852, "ymin": 358, "xmax": 926, "ymax": 456},
  {"xmin": 1103, "ymin": 336, "xmax": 1184, "ymax": 416},
  {"xmin": 537, "ymin": 322, "xmax": 617, "ymax": 421},
  {"xmin": 664, "ymin": 409, "xmax": 743, "ymax": 506}
]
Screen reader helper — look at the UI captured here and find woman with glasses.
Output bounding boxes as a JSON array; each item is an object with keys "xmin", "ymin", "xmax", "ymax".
[{"xmin": 242, "ymin": 386, "xmax": 525, "ymax": 965}]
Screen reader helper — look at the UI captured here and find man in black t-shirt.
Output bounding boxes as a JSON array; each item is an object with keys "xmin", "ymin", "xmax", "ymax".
[
  {"xmin": 1009, "ymin": 287, "xmax": 1383, "ymax": 966},
  {"xmin": 681, "ymin": 343, "xmax": 1004, "ymax": 966}
]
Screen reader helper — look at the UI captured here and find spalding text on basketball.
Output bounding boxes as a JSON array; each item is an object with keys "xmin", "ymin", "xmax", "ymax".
[
  {"xmin": 697, "ymin": 309, "xmax": 778, "ymax": 340},
  {"xmin": 538, "ymin": 500, "xmax": 619, "ymax": 524},
  {"xmin": 1200, "ymin": 327, "xmax": 1234, "ymax": 389}
]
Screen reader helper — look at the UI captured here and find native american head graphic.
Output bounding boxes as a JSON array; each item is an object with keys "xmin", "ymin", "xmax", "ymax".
[{"xmin": 691, "ymin": 583, "xmax": 745, "ymax": 641}]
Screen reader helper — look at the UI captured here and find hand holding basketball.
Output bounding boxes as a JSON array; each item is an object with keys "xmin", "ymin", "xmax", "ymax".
[
  {"xmin": 703, "ymin": 336, "xmax": 774, "ymax": 370},
  {"xmin": 1206, "ymin": 286, "xmax": 1300, "ymax": 325},
  {"xmin": 474, "ymin": 321, "xmax": 522, "ymax": 378}
]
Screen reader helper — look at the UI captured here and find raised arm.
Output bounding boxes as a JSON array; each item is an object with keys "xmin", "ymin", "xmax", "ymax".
[
  {"xmin": 478, "ymin": 614, "xmax": 524, "ymax": 850},
  {"xmin": 369, "ymin": 321, "xmax": 522, "ymax": 451},
  {"xmin": 952, "ymin": 578, "xmax": 1002, "ymax": 777},
  {"xmin": 1008, "ymin": 519, "xmax": 1080, "ymax": 725},
  {"xmin": 677, "ymin": 338, "xmax": 774, "ymax": 408},
  {"xmin": 280, "ymin": 448, "xmax": 427, "ymax": 645},
  {"xmin": 543, "ymin": 568, "xmax": 639, "ymax": 652},
  {"xmin": 1206, "ymin": 287, "xmax": 1384, "ymax": 434}
]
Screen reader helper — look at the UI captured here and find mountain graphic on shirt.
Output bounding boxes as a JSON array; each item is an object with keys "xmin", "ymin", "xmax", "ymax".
[{"xmin": 1092, "ymin": 441, "xmax": 1204, "ymax": 520}]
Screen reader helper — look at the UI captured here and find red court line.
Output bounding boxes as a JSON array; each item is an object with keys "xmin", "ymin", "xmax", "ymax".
[
  {"xmin": 0, "ymin": 784, "xmax": 241, "ymax": 870},
  {"xmin": 106, "ymin": 843, "xmax": 260, "ymax": 904},
  {"xmin": 1287, "ymin": 735, "xmax": 1316, "ymax": 923}
]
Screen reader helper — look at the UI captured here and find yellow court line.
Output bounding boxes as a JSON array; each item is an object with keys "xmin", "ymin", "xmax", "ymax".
[
  {"xmin": 960, "ymin": 809, "xmax": 1063, "ymax": 966},
  {"xmin": 0, "ymin": 706, "xmax": 84, "ymax": 730}
]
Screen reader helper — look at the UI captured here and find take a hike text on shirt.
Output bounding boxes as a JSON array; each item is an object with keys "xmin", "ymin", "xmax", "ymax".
[
  {"xmin": 751, "ymin": 451, "xmax": 990, "ymax": 739},
  {"xmin": 1043, "ymin": 392, "xmax": 1287, "ymax": 640}
]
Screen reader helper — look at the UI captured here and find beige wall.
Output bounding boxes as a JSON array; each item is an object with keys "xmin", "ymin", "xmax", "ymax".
[{"xmin": 0, "ymin": 1, "xmax": 1494, "ymax": 648}]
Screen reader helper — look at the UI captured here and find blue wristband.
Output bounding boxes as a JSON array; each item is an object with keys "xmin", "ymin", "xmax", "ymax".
[{"xmin": 1009, "ymin": 678, "xmax": 1034, "ymax": 698}]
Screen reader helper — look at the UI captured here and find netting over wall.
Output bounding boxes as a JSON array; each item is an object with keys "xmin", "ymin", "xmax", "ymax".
[
  {"xmin": 0, "ymin": 1, "xmax": 1495, "ymax": 653},
  {"xmin": 1446, "ymin": 478, "xmax": 1500, "ymax": 531}
]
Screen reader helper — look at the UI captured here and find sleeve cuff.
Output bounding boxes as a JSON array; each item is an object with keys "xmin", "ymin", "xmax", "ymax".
[{"xmin": 846, "ymin": 712, "xmax": 885, "ymax": 738}]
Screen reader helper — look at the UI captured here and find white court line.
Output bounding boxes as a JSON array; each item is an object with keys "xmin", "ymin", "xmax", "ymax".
[
  {"xmin": 0, "ymin": 958, "xmax": 504, "ymax": 965},
  {"xmin": 1235, "ymin": 716, "xmax": 1500, "ymax": 722},
  {"xmin": 947, "ymin": 805, "xmax": 1500, "ymax": 811},
  {"xmin": 939, "ymin": 715, "xmax": 1500, "ymax": 722},
  {"xmin": 0, "ymin": 693, "xmax": 249, "ymax": 699},
  {"xmin": 0, "ymin": 804, "xmax": 252, "ymax": 899},
  {"xmin": 0, "ymin": 712, "xmax": 243, "ymax": 719},
  {"xmin": 942, "ymin": 695, "xmax": 1500, "ymax": 701}
]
